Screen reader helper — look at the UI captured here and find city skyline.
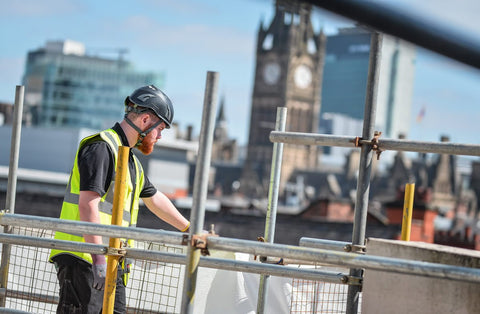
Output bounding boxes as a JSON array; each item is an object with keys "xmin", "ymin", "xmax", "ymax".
[{"xmin": 1, "ymin": 0, "xmax": 479, "ymax": 147}]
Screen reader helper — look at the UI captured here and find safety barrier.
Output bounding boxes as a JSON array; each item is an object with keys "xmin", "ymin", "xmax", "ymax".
[
  {"xmin": 0, "ymin": 223, "xmax": 353, "ymax": 313},
  {"xmin": 1, "ymin": 226, "xmax": 184, "ymax": 313}
]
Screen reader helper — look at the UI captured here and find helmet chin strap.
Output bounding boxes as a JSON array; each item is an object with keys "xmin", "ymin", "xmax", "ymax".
[{"xmin": 124, "ymin": 116, "xmax": 163, "ymax": 147}]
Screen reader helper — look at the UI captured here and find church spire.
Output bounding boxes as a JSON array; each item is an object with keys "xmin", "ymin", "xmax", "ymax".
[
  {"xmin": 214, "ymin": 94, "xmax": 228, "ymax": 141},
  {"xmin": 216, "ymin": 94, "xmax": 226, "ymax": 124}
]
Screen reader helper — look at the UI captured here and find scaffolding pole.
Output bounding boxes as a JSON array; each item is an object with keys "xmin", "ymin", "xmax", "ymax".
[
  {"xmin": 257, "ymin": 107, "xmax": 287, "ymax": 314},
  {"xmin": 347, "ymin": 31, "xmax": 382, "ymax": 314},
  {"xmin": 0, "ymin": 86, "xmax": 24, "ymax": 307},
  {"xmin": 181, "ymin": 71, "xmax": 218, "ymax": 314},
  {"xmin": 270, "ymin": 132, "xmax": 480, "ymax": 157},
  {"xmin": 0, "ymin": 213, "xmax": 186, "ymax": 245},
  {"xmin": 299, "ymin": 237, "xmax": 350, "ymax": 252},
  {"xmin": 401, "ymin": 183, "xmax": 415, "ymax": 241}
]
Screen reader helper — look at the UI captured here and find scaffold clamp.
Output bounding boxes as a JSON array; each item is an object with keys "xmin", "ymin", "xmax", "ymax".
[
  {"xmin": 254, "ymin": 237, "xmax": 285, "ymax": 265},
  {"xmin": 371, "ymin": 131, "xmax": 383, "ymax": 160},
  {"xmin": 106, "ymin": 247, "xmax": 127, "ymax": 257},
  {"xmin": 343, "ymin": 244, "xmax": 366, "ymax": 254},
  {"xmin": 341, "ymin": 275, "xmax": 363, "ymax": 286},
  {"xmin": 352, "ymin": 136, "xmax": 361, "ymax": 147},
  {"xmin": 191, "ymin": 224, "xmax": 218, "ymax": 256}
]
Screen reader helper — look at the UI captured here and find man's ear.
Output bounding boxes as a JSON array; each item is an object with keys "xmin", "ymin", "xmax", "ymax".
[{"xmin": 141, "ymin": 113, "xmax": 150, "ymax": 125}]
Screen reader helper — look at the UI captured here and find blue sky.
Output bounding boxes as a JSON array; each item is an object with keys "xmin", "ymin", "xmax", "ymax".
[{"xmin": 1, "ymin": 0, "xmax": 479, "ymax": 147}]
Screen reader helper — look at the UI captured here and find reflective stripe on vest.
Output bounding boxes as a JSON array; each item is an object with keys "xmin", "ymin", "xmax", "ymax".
[{"xmin": 49, "ymin": 128, "xmax": 144, "ymax": 264}]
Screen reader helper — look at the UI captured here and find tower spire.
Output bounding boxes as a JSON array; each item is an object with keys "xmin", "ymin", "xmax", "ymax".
[{"xmin": 214, "ymin": 94, "xmax": 228, "ymax": 142}]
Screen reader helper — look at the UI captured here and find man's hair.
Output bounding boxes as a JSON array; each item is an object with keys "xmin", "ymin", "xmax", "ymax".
[{"xmin": 125, "ymin": 102, "xmax": 157, "ymax": 120}]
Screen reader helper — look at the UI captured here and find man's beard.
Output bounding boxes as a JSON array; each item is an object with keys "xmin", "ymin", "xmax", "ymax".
[{"xmin": 136, "ymin": 134, "xmax": 156, "ymax": 155}]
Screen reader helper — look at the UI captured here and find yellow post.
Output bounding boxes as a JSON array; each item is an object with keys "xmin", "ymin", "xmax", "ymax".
[
  {"xmin": 401, "ymin": 183, "xmax": 415, "ymax": 241},
  {"xmin": 102, "ymin": 146, "xmax": 129, "ymax": 314}
]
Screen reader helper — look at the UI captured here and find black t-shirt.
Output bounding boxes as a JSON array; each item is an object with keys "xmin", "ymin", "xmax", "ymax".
[{"xmin": 77, "ymin": 123, "xmax": 157, "ymax": 198}]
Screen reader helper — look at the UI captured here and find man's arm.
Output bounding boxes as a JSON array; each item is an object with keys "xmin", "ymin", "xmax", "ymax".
[
  {"xmin": 143, "ymin": 191, "xmax": 190, "ymax": 232},
  {"xmin": 78, "ymin": 190, "xmax": 104, "ymax": 245},
  {"xmin": 78, "ymin": 190, "xmax": 107, "ymax": 290}
]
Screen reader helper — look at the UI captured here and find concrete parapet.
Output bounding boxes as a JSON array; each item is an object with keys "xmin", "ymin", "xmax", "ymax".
[{"xmin": 362, "ymin": 238, "xmax": 480, "ymax": 314}]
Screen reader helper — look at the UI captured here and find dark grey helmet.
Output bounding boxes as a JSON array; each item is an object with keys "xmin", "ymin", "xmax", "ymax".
[{"xmin": 125, "ymin": 85, "xmax": 174, "ymax": 128}]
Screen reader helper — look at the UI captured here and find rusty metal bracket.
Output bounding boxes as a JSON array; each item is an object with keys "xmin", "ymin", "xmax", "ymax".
[
  {"xmin": 191, "ymin": 224, "xmax": 218, "ymax": 256},
  {"xmin": 352, "ymin": 136, "xmax": 361, "ymax": 147},
  {"xmin": 340, "ymin": 275, "xmax": 363, "ymax": 286},
  {"xmin": 343, "ymin": 244, "xmax": 366, "ymax": 254},
  {"xmin": 371, "ymin": 131, "xmax": 383, "ymax": 160},
  {"xmin": 351, "ymin": 132, "xmax": 383, "ymax": 160},
  {"xmin": 106, "ymin": 241, "xmax": 128, "ymax": 260},
  {"xmin": 254, "ymin": 236, "xmax": 285, "ymax": 265},
  {"xmin": 182, "ymin": 234, "xmax": 189, "ymax": 246},
  {"xmin": 106, "ymin": 247, "xmax": 127, "ymax": 257}
]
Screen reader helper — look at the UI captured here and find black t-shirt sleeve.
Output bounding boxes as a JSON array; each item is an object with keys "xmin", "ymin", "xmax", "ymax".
[
  {"xmin": 78, "ymin": 141, "xmax": 114, "ymax": 197},
  {"xmin": 78, "ymin": 137, "xmax": 158, "ymax": 199},
  {"xmin": 140, "ymin": 174, "xmax": 157, "ymax": 198}
]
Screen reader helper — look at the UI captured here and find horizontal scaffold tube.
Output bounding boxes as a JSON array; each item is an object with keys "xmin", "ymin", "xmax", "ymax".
[
  {"xmin": 0, "ymin": 213, "xmax": 185, "ymax": 246},
  {"xmin": 206, "ymin": 237, "xmax": 480, "ymax": 284},
  {"xmin": 2, "ymin": 214, "xmax": 480, "ymax": 284},
  {"xmin": 126, "ymin": 248, "xmax": 346, "ymax": 283},
  {"xmin": 299, "ymin": 237, "xmax": 350, "ymax": 252},
  {"xmin": 0, "ymin": 233, "xmax": 346, "ymax": 284},
  {"xmin": 270, "ymin": 131, "xmax": 480, "ymax": 157},
  {"xmin": 270, "ymin": 132, "xmax": 355, "ymax": 148}
]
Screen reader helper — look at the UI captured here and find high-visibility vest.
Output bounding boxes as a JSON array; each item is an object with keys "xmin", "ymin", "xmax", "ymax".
[{"xmin": 49, "ymin": 128, "xmax": 144, "ymax": 264}]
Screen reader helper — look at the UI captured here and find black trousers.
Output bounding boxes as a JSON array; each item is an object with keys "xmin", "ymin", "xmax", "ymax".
[{"xmin": 53, "ymin": 254, "xmax": 126, "ymax": 314}]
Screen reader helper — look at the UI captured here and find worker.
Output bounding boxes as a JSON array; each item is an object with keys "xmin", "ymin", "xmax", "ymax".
[{"xmin": 49, "ymin": 85, "xmax": 190, "ymax": 313}]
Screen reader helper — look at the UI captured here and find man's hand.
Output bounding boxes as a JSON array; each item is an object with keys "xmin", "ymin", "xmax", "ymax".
[{"xmin": 92, "ymin": 254, "xmax": 107, "ymax": 290}]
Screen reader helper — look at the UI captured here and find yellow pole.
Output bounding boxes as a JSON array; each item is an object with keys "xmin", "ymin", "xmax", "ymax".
[
  {"xmin": 401, "ymin": 183, "xmax": 415, "ymax": 241},
  {"xmin": 103, "ymin": 146, "xmax": 129, "ymax": 314}
]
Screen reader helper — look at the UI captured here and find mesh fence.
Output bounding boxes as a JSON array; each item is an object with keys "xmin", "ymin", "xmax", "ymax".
[
  {"xmin": 0, "ymin": 226, "xmax": 356, "ymax": 313},
  {"xmin": 289, "ymin": 265, "xmax": 361, "ymax": 314},
  {"xmin": 1, "ymin": 226, "xmax": 185, "ymax": 313}
]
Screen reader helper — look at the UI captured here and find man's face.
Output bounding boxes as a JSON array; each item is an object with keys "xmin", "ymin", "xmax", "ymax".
[{"xmin": 137, "ymin": 117, "xmax": 166, "ymax": 155}]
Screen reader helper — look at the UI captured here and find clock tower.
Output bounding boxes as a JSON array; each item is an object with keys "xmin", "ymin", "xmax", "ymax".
[{"xmin": 241, "ymin": 0, "xmax": 326, "ymax": 199}]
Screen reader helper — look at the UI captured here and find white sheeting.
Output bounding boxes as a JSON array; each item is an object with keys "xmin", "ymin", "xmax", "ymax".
[{"xmin": 195, "ymin": 253, "xmax": 292, "ymax": 314}]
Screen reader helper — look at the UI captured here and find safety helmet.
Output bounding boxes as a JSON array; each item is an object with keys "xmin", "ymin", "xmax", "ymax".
[{"xmin": 125, "ymin": 85, "xmax": 174, "ymax": 128}]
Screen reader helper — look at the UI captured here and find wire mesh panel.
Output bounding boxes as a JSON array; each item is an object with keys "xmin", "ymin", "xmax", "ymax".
[
  {"xmin": 127, "ymin": 242, "xmax": 185, "ymax": 313},
  {"xmin": 4, "ymin": 227, "xmax": 58, "ymax": 313},
  {"xmin": 0, "ymin": 226, "xmax": 185, "ymax": 314},
  {"xmin": 289, "ymin": 265, "xmax": 360, "ymax": 314}
]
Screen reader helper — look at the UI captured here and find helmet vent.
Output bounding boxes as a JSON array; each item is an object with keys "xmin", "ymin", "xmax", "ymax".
[{"xmin": 137, "ymin": 93, "xmax": 156, "ymax": 102}]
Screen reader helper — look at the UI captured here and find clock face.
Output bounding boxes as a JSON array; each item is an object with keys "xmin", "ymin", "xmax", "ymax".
[
  {"xmin": 294, "ymin": 64, "xmax": 312, "ymax": 89},
  {"xmin": 263, "ymin": 62, "xmax": 281, "ymax": 85}
]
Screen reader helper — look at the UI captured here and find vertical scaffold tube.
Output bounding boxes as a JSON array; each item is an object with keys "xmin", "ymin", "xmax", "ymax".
[
  {"xmin": 103, "ymin": 146, "xmax": 130, "ymax": 314},
  {"xmin": 257, "ymin": 107, "xmax": 287, "ymax": 314},
  {"xmin": 346, "ymin": 32, "xmax": 383, "ymax": 314},
  {"xmin": 181, "ymin": 71, "xmax": 219, "ymax": 314},
  {"xmin": 401, "ymin": 183, "xmax": 415, "ymax": 241},
  {"xmin": 0, "ymin": 86, "xmax": 24, "ymax": 307}
]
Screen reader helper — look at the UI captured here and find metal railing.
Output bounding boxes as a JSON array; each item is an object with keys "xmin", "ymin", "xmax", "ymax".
[
  {"xmin": 0, "ymin": 223, "xmax": 353, "ymax": 313},
  {"xmin": 0, "ymin": 226, "xmax": 185, "ymax": 313},
  {"xmin": 2, "ymin": 214, "xmax": 480, "ymax": 285}
]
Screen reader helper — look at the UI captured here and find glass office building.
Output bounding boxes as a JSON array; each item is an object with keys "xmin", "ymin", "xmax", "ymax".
[
  {"xmin": 321, "ymin": 27, "xmax": 416, "ymax": 140},
  {"xmin": 22, "ymin": 40, "xmax": 164, "ymax": 130}
]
